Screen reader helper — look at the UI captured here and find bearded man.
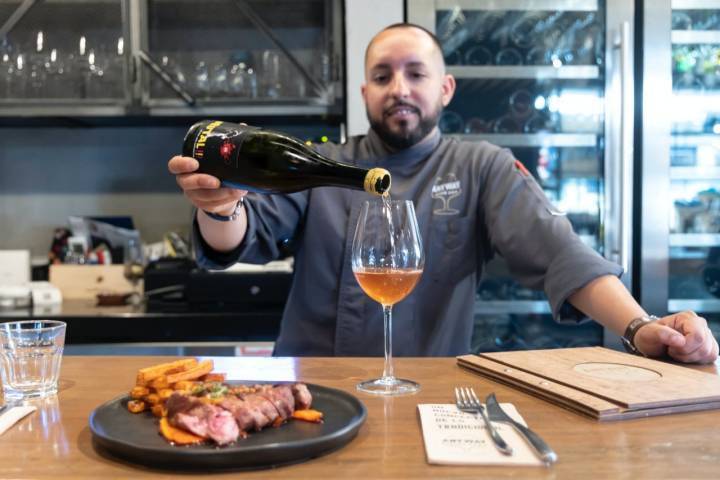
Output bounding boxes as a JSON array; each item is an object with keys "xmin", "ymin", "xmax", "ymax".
[{"xmin": 168, "ymin": 24, "xmax": 718, "ymax": 363}]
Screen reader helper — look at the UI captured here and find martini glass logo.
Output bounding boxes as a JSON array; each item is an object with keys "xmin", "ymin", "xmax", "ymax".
[{"xmin": 432, "ymin": 173, "xmax": 461, "ymax": 215}]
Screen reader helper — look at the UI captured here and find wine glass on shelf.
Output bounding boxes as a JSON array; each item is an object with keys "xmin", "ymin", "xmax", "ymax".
[{"xmin": 352, "ymin": 198, "xmax": 424, "ymax": 396}]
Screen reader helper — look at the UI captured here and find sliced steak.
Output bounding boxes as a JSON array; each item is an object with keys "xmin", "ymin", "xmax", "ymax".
[
  {"xmin": 218, "ymin": 396, "xmax": 256, "ymax": 432},
  {"xmin": 260, "ymin": 385, "xmax": 294, "ymax": 420},
  {"xmin": 166, "ymin": 392, "xmax": 239, "ymax": 445},
  {"xmin": 239, "ymin": 394, "xmax": 278, "ymax": 429},
  {"xmin": 205, "ymin": 407, "xmax": 239, "ymax": 445},
  {"xmin": 291, "ymin": 383, "xmax": 313, "ymax": 410}
]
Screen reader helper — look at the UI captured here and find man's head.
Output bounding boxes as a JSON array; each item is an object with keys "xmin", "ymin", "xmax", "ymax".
[{"xmin": 362, "ymin": 23, "xmax": 456, "ymax": 151}]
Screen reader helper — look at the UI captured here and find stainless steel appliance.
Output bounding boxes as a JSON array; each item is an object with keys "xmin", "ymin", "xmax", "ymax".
[
  {"xmin": 409, "ymin": 0, "xmax": 634, "ymax": 351},
  {"xmin": 642, "ymin": 0, "xmax": 720, "ymax": 339}
]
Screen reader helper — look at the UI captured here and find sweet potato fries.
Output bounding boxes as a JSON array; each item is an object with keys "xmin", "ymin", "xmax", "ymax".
[{"xmin": 127, "ymin": 358, "xmax": 321, "ymax": 446}]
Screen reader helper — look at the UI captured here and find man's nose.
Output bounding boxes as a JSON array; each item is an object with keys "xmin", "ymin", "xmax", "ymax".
[{"xmin": 389, "ymin": 73, "xmax": 410, "ymax": 97}]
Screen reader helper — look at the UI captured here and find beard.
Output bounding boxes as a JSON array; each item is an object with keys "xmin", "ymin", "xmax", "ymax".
[{"xmin": 367, "ymin": 100, "xmax": 442, "ymax": 150}]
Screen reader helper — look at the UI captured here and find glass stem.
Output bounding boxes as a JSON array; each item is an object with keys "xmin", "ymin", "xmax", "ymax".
[{"xmin": 382, "ymin": 304, "xmax": 394, "ymax": 380}]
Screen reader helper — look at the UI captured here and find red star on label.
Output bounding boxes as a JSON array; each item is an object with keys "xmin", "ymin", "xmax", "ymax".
[
  {"xmin": 514, "ymin": 159, "xmax": 530, "ymax": 177},
  {"xmin": 219, "ymin": 140, "xmax": 235, "ymax": 162}
]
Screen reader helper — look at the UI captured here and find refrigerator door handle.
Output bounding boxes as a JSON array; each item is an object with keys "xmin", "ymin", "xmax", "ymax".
[{"xmin": 609, "ymin": 21, "xmax": 633, "ymax": 278}]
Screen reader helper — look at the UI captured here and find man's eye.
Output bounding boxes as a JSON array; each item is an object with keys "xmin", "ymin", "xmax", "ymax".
[
  {"xmin": 373, "ymin": 75, "xmax": 388, "ymax": 83},
  {"xmin": 410, "ymin": 72, "xmax": 426, "ymax": 79}
]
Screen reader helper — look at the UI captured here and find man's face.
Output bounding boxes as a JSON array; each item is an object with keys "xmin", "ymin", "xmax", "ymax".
[{"xmin": 362, "ymin": 27, "xmax": 456, "ymax": 150}]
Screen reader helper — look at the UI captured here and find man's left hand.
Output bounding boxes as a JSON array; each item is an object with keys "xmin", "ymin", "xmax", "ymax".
[{"xmin": 634, "ymin": 311, "xmax": 718, "ymax": 363}]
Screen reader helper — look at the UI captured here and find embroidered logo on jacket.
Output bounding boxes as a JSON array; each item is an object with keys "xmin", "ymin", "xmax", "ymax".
[{"xmin": 432, "ymin": 173, "xmax": 461, "ymax": 215}]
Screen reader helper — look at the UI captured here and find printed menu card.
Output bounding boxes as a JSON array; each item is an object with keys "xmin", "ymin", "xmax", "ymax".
[{"xmin": 417, "ymin": 404, "xmax": 544, "ymax": 466}]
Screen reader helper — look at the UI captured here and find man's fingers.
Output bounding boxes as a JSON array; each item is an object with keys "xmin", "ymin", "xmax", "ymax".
[
  {"xmin": 187, "ymin": 188, "xmax": 245, "ymax": 211},
  {"xmin": 168, "ymin": 156, "xmax": 199, "ymax": 174},
  {"xmin": 176, "ymin": 173, "xmax": 221, "ymax": 191},
  {"xmin": 652, "ymin": 324, "xmax": 686, "ymax": 348},
  {"xmin": 668, "ymin": 325, "xmax": 718, "ymax": 363}
]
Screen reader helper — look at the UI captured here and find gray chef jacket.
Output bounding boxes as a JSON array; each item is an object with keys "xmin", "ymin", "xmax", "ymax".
[{"xmin": 193, "ymin": 128, "xmax": 623, "ymax": 356}]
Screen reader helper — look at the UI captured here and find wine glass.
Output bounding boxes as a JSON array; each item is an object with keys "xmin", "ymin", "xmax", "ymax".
[{"xmin": 352, "ymin": 198, "xmax": 424, "ymax": 395}]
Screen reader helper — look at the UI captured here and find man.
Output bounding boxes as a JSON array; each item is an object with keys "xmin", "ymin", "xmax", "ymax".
[{"xmin": 168, "ymin": 23, "xmax": 718, "ymax": 363}]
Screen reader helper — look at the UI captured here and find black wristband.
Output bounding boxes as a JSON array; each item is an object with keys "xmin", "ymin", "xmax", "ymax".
[{"xmin": 203, "ymin": 197, "xmax": 244, "ymax": 222}]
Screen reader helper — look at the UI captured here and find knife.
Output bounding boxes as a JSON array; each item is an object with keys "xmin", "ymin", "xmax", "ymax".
[{"xmin": 485, "ymin": 393, "xmax": 558, "ymax": 465}]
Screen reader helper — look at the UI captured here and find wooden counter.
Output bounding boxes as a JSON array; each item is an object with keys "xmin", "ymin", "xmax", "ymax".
[{"xmin": 1, "ymin": 356, "xmax": 719, "ymax": 479}]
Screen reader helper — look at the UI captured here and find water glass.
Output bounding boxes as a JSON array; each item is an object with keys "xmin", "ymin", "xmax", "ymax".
[{"xmin": 0, "ymin": 320, "xmax": 66, "ymax": 400}]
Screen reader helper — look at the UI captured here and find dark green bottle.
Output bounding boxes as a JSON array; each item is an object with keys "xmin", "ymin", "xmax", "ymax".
[{"xmin": 182, "ymin": 120, "xmax": 391, "ymax": 195}]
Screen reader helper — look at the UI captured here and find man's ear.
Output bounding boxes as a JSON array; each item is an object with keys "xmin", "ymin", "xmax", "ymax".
[
  {"xmin": 361, "ymin": 82, "xmax": 367, "ymax": 103},
  {"xmin": 441, "ymin": 74, "xmax": 456, "ymax": 107}
]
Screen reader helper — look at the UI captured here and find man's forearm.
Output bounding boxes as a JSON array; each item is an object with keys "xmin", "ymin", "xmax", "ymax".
[
  {"xmin": 567, "ymin": 275, "xmax": 647, "ymax": 336},
  {"xmin": 197, "ymin": 207, "xmax": 248, "ymax": 253}
]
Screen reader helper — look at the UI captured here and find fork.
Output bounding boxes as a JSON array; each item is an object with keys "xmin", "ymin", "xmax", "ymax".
[{"xmin": 455, "ymin": 387, "xmax": 513, "ymax": 455}]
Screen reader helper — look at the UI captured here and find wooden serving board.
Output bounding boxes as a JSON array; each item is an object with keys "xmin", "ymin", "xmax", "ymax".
[{"xmin": 457, "ymin": 347, "xmax": 720, "ymax": 421}]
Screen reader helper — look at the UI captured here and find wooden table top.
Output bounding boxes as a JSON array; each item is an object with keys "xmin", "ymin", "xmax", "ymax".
[{"xmin": 1, "ymin": 355, "xmax": 719, "ymax": 479}]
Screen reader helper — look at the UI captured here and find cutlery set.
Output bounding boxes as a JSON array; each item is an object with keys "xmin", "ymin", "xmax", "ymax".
[{"xmin": 454, "ymin": 386, "xmax": 557, "ymax": 465}]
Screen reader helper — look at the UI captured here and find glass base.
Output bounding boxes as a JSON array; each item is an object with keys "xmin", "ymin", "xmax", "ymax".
[
  {"xmin": 356, "ymin": 376, "xmax": 420, "ymax": 396},
  {"xmin": 2, "ymin": 384, "xmax": 58, "ymax": 400}
]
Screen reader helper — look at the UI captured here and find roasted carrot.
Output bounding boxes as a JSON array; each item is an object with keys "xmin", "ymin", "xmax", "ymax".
[
  {"xmin": 292, "ymin": 409, "xmax": 324, "ymax": 423},
  {"xmin": 159, "ymin": 417, "xmax": 204, "ymax": 445}
]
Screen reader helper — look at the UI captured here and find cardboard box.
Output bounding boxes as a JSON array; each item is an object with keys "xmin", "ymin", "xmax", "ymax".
[{"xmin": 49, "ymin": 265, "xmax": 139, "ymax": 300}]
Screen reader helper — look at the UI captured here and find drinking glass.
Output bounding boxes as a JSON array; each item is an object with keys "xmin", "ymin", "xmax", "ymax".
[
  {"xmin": 352, "ymin": 199, "xmax": 424, "ymax": 395},
  {"xmin": 124, "ymin": 238, "xmax": 145, "ymax": 297},
  {"xmin": 0, "ymin": 320, "xmax": 66, "ymax": 400}
]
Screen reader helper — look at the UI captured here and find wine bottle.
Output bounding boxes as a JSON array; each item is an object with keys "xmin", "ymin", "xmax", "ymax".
[{"xmin": 182, "ymin": 120, "xmax": 391, "ymax": 195}]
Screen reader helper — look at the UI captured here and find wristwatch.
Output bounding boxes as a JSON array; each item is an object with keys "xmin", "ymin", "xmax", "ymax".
[
  {"xmin": 621, "ymin": 315, "xmax": 659, "ymax": 356},
  {"xmin": 203, "ymin": 197, "xmax": 244, "ymax": 222}
]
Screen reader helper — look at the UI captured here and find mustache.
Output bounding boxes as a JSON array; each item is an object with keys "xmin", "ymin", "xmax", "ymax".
[{"xmin": 383, "ymin": 101, "xmax": 421, "ymax": 116}]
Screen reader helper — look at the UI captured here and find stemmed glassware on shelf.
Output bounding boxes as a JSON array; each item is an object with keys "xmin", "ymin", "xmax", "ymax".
[{"xmin": 351, "ymin": 198, "xmax": 424, "ymax": 396}]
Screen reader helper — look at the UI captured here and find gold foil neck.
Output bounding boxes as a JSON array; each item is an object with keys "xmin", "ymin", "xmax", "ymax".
[{"xmin": 364, "ymin": 168, "xmax": 391, "ymax": 195}]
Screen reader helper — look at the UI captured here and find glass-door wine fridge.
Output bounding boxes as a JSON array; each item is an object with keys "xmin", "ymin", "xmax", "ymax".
[
  {"xmin": 642, "ymin": 0, "xmax": 720, "ymax": 340},
  {"xmin": 409, "ymin": 0, "xmax": 634, "ymax": 352}
]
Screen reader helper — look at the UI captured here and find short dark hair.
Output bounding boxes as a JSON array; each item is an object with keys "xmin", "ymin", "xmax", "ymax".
[{"xmin": 364, "ymin": 22, "xmax": 445, "ymax": 68}]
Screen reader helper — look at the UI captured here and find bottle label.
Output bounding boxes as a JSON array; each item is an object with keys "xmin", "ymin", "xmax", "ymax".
[
  {"xmin": 192, "ymin": 121, "xmax": 258, "ymax": 169},
  {"xmin": 192, "ymin": 120, "xmax": 224, "ymax": 160}
]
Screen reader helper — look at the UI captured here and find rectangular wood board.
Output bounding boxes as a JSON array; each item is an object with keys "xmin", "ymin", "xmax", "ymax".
[{"xmin": 458, "ymin": 347, "xmax": 720, "ymax": 421}]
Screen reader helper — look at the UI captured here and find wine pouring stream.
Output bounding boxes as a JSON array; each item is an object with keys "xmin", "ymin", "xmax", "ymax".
[{"xmin": 352, "ymin": 195, "xmax": 424, "ymax": 395}]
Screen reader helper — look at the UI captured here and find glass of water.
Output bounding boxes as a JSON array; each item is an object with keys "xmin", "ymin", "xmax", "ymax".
[{"xmin": 0, "ymin": 320, "xmax": 66, "ymax": 400}]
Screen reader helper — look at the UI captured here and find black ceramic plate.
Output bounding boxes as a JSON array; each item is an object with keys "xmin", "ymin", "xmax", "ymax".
[{"xmin": 89, "ymin": 383, "xmax": 367, "ymax": 471}]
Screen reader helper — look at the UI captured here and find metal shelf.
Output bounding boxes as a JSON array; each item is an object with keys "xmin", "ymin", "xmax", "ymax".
[
  {"xmin": 474, "ymin": 300, "xmax": 551, "ymax": 315},
  {"xmin": 448, "ymin": 66, "xmax": 600, "ymax": 80},
  {"xmin": 672, "ymin": 0, "xmax": 720, "ymax": 9},
  {"xmin": 0, "ymin": 0, "xmax": 118, "ymax": 3},
  {"xmin": 0, "ymin": 102, "xmax": 336, "ymax": 117},
  {"xmin": 0, "ymin": 103, "xmax": 128, "ymax": 117},
  {"xmin": 146, "ymin": 104, "xmax": 337, "ymax": 117},
  {"xmin": 668, "ymin": 298, "xmax": 720, "ymax": 313},
  {"xmin": 436, "ymin": 0, "xmax": 598, "ymax": 11},
  {"xmin": 450, "ymin": 133, "xmax": 598, "ymax": 148},
  {"xmin": 669, "ymin": 233, "xmax": 720, "ymax": 247},
  {"xmin": 672, "ymin": 30, "xmax": 720, "ymax": 44},
  {"xmin": 669, "ymin": 249, "xmax": 708, "ymax": 259},
  {"xmin": 672, "ymin": 134, "xmax": 720, "ymax": 146},
  {"xmin": 671, "ymin": 166, "xmax": 720, "ymax": 179}
]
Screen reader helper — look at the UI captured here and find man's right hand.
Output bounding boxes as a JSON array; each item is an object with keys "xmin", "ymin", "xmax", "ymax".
[{"xmin": 168, "ymin": 155, "xmax": 247, "ymax": 215}]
